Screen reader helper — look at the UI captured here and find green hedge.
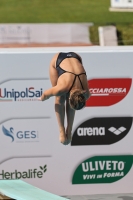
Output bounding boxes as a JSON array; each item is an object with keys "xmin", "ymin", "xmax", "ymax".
[
  {"xmin": 90, "ymin": 24, "xmax": 133, "ymax": 46},
  {"xmin": 0, "ymin": 0, "xmax": 133, "ymax": 45}
]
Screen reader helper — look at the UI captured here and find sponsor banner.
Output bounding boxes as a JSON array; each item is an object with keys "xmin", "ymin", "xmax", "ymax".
[
  {"xmin": 0, "ymin": 118, "xmax": 55, "ymax": 161},
  {"xmin": 71, "ymin": 117, "xmax": 133, "ymax": 146},
  {"xmin": 86, "ymin": 78, "xmax": 132, "ymax": 107},
  {"xmin": 0, "ymin": 118, "xmax": 51, "ymax": 145},
  {"xmin": 0, "ymin": 49, "xmax": 133, "ymax": 195},
  {"xmin": 0, "ymin": 24, "xmax": 92, "ymax": 44},
  {"xmin": 1, "ymin": 78, "xmax": 131, "ymax": 104},
  {"xmin": 0, "ymin": 80, "xmax": 50, "ymax": 102},
  {"xmin": 0, "ymin": 24, "xmax": 30, "ymax": 43},
  {"xmin": 111, "ymin": 0, "xmax": 133, "ymax": 8},
  {"xmin": 0, "ymin": 164, "xmax": 47, "ymax": 180},
  {"xmin": 1, "ymin": 123, "xmax": 39, "ymax": 144},
  {"xmin": 72, "ymin": 155, "xmax": 133, "ymax": 184},
  {"xmin": 0, "ymin": 157, "xmax": 51, "ymax": 189}
]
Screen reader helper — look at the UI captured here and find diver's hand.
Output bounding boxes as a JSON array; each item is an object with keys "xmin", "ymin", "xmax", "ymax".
[
  {"xmin": 38, "ymin": 95, "xmax": 49, "ymax": 101},
  {"xmin": 38, "ymin": 97, "xmax": 42, "ymax": 101}
]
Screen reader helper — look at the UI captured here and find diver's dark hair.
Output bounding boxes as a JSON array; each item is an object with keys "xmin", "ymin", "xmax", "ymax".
[{"xmin": 69, "ymin": 89, "xmax": 86, "ymax": 110}]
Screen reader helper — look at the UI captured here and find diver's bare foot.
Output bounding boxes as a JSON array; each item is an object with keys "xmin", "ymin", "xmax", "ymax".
[{"xmin": 59, "ymin": 128, "xmax": 67, "ymax": 145}]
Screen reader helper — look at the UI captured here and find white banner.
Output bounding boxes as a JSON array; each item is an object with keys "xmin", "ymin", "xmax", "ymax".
[
  {"xmin": 111, "ymin": 0, "xmax": 133, "ymax": 8},
  {"xmin": 0, "ymin": 47, "xmax": 133, "ymax": 196},
  {"xmin": 0, "ymin": 23, "xmax": 93, "ymax": 44}
]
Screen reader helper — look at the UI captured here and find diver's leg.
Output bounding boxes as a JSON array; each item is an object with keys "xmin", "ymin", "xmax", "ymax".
[
  {"xmin": 49, "ymin": 60, "xmax": 67, "ymax": 144},
  {"xmin": 55, "ymin": 95, "xmax": 67, "ymax": 145},
  {"xmin": 65, "ymin": 97, "xmax": 75, "ymax": 144}
]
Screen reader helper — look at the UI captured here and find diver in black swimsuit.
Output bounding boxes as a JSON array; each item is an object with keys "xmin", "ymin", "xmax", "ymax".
[
  {"xmin": 39, "ymin": 52, "xmax": 90, "ymax": 145},
  {"xmin": 56, "ymin": 52, "xmax": 86, "ymax": 94}
]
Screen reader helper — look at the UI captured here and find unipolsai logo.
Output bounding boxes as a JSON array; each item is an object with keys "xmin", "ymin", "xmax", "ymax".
[
  {"xmin": 0, "ymin": 87, "xmax": 43, "ymax": 102},
  {"xmin": 86, "ymin": 78, "xmax": 132, "ymax": 107},
  {"xmin": 72, "ymin": 155, "xmax": 133, "ymax": 184},
  {"xmin": 71, "ymin": 117, "xmax": 132, "ymax": 146},
  {"xmin": 2, "ymin": 125, "xmax": 39, "ymax": 143},
  {"xmin": 0, "ymin": 165, "xmax": 47, "ymax": 180}
]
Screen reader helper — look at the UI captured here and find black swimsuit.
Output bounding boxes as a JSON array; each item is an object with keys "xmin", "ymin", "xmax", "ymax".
[{"xmin": 56, "ymin": 52, "xmax": 86, "ymax": 92}]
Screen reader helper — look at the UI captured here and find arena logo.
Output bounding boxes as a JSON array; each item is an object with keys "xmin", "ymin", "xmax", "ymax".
[
  {"xmin": 86, "ymin": 78, "xmax": 132, "ymax": 106},
  {"xmin": 71, "ymin": 117, "xmax": 132, "ymax": 146},
  {"xmin": 2, "ymin": 125, "xmax": 39, "ymax": 143},
  {"xmin": 0, "ymin": 165, "xmax": 47, "ymax": 180},
  {"xmin": 0, "ymin": 87, "xmax": 43, "ymax": 102},
  {"xmin": 72, "ymin": 155, "xmax": 133, "ymax": 184}
]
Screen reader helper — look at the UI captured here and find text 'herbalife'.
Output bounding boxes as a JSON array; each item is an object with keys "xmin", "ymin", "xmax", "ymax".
[{"xmin": 0, "ymin": 165, "xmax": 47, "ymax": 180}]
